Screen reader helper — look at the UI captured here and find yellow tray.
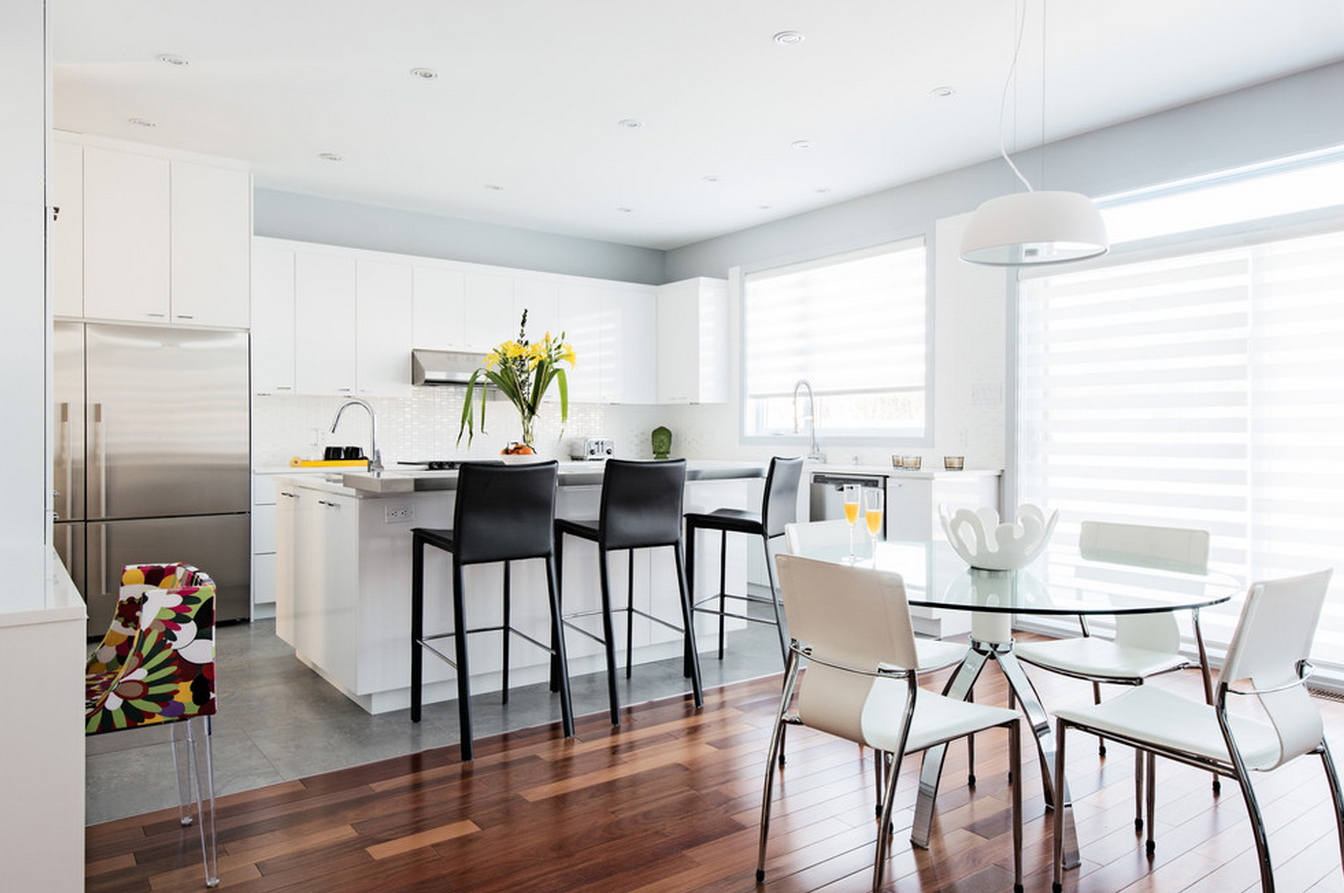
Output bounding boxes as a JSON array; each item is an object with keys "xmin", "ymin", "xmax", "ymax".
[{"xmin": 289, "ymin": 458, "xmax": 369, "ymax": 468}]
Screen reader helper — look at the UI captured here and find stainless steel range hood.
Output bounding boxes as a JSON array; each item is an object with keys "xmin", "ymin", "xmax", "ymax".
[{"xmin": 411, "ymin": 348, "xmax": 483, "ymax": 386}]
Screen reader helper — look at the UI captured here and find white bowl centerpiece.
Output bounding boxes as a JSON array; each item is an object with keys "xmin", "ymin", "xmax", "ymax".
[{"xmin": 939, "ymin": 504, "xmax": 1059, "ymax": 571}]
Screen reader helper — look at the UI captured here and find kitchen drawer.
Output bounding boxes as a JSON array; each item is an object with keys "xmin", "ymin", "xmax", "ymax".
[
  {"xmin": 252, "ymin": 552, "xmax": 277, "ymax": 606},
  {"xmin": 252, "ymin": 503, "xmax": 277, "ymax": 553},
  {"xmin": 253, "ymin": 473, "xmax": 278, "ymax": 506}
]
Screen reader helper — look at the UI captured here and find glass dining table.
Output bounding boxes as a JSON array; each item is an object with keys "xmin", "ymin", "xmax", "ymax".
[{"xmin": 788, "ymin": 537, "xmax": 1240, "ymax": 869}]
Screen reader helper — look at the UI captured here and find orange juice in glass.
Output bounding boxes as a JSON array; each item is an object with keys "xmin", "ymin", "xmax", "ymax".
[
  {"xmin": 843, "ymin": 484, "xmax": 862, "ymax": 562},
  {"xmin": 864, "ymin": 487, "xmax": 883, "ymax": 559}
]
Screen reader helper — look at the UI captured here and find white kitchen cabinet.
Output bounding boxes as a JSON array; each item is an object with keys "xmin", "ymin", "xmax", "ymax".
[
  {"xmin": 82, "ymin": 146, "xmax": 171, "ymax": 322},
  {"xmin": 251, "ymin": 243, "xmax": 296, "ymax": 393},
  {"xmin": 462, "ymin": 271, "xmax": 518, "ymax": 350},
  {"xmin": 63, "ymin": 136, "xmax": 251, "ymax": 327},
  {"xmin": 516, "ymin": 276, "xmax": 560, "ymax": 342},
  {"xmin": 274, "ymin": 484, "xmax": 299, "ymax": 643},
  {"xmin": 556, "ymin": 281, "xmax": 605, "ymax": 403},
  {"xmin": 657, "ymin": 277, "xmax": 729, "ymax": 404},
  {"xmin": 411, "ymin": 265, "xmax": 466, "ymax": 350},
  {"xmin": 601, "ymin": 286, "xmax": 658, "ymax": 404},
  {"xmin": 50, "ymin": 139, "xmax": 83, "ymax": 318},
  {"xmin": 355, "ymin": 259, "xmax": 413, "ymax": 397},
  {"xmin": 170, "ymin": 161, "xmax": 251, "ymax": 327},
  {"xmin": 294, "ymin": 250, "xmax": 357, "ymax": 396},
  {"xmin": 250, "ymin": 472, "xmax": 279, "ymax": 618},
  {"xmin": 294, "ymin": 491, "xmax": 360, "ymax": 692}
]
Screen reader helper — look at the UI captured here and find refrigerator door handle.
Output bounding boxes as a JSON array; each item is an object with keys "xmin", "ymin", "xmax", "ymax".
[
  {"xmin": 100, "ymin": 524, "xmax": 108, "ymax": 598},
  {"xmin": 92, "ymin": 402, "xmax": 107, "ymax": 518},
  {"xmin": 56, "ymin": 401, "xmax": 71, "ymax": 520}
]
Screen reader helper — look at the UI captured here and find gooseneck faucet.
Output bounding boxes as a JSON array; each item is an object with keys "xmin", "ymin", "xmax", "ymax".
[
  {"xmin": 330, "ymin": 398, "xmax": 384, "ymax": 474},
  {"xmin": 792, "ymin": 379, "xmax": 826, "ymax": 462}
]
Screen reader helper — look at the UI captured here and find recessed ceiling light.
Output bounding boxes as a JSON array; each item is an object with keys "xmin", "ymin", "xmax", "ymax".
[
  {"xmin": 929, "ymin": 86, "xmax": 956, "ymax": 98},
  {"xmin": 484, "ymin": 184, "xmax": 504, "ymax": 191},
  {"xmin": 617, "ymin": 118, "xmax": 642, "ymax": 129},
  {"xmin": 816, "ymin": 187, "xmax": 830, "ymax": 194},
  {"xmin": 156, "ymin": 54, "xmax": 188, "ymax": 67},
  {"xmin": 791, "ymin": 140, "xmax": 814, "ymax": 150},
  {"xmin": 773, "ymin": 31, "xmax": 805, "ymax": 46},
  {"xmin": 703, "ymin": 175, "xmax": 721, "ymax": 183},
  {"xmin": 758, "ymin": 204, "xmax": 773, "ymax": 210},
  {"xmin": 318, "ymin": 152, "xmax": 343, "ymax": 162},
  {"xmin": 127, "ymin": 118, "xmax": 156, "ymax": 128},
  {"xmin": 410, "ymin": 67, "xmax": 438, "ymax": 80},
  {"xmin": 617, "ymin": 207, "xmax": 633, "ymax": 213}
]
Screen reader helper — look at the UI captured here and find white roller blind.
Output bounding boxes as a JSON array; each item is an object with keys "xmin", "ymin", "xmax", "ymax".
[
  {"xmin": 1018, "ymin": 227, "xmax": 1344, "ymax": 667},
  {"xmin": 742, "ymin": 238, "xmax": 927, "ymax": 437}
]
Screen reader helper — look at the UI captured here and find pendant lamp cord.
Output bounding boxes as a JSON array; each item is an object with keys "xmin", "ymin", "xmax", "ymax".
[{"xmin": 997, "ymin": 0, "xmax": 1035, "ymax": 192}]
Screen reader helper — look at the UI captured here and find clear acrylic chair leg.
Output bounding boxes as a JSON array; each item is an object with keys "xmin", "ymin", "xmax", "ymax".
[{"xmin": 174, "ymin": 717, "xmax": 219, "ymax": 887}]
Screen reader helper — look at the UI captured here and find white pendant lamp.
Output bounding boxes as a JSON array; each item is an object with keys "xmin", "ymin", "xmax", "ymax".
[{"xmin": 960, "ymin": 1, "xmax": 1108, "ymax": 266}]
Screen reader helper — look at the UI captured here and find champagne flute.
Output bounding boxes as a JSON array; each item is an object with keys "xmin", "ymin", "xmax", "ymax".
[
  {"xmin": 843, "ymin": 484, "xmax": 862, "ymax": 563},
  {"xmin": 864, "ymin": 487, "xmax": 884, "ymax": 564}
]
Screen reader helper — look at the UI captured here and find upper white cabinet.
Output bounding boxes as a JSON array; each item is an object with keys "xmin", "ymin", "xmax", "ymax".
[
  {"xmin": 556, "ymin": 282, "xmax": 606, "ymax": 404},
  {"xmin": 83, "ymin": 146, "xmax": 171, "ymax": 322},
  {"xmin": 253, "ymin": 236, "xmax": 661, "ymax": 403},
  {"xmin": 411, "ymin": 266, "xmax": 465, "ymax": 350},
  {"xmin": 462, "ymin": 272, "xmax": 518, "ymax": 350},
  {"xmin": 251, "ymin": 244, "xmax": 296, "ymax": 393},
  {"xmin": 602, "ymin": 285, "xmax": 658, "ymax": 404},
  {"xmin": 50, "ymin": 140, "xmax": 83, "ymax": 318},
  {"xmin": 355, "ymin": 259, "xmax": 413, "ymax": 398},
  {"xmin": 58, "ymin": 134, "xmax": 251, "ymax": 328},
  {"xmin": 294, "ymin": 251, "xmax": 357, "ymax": 396},
  {"xmin": 170, "ymin": 161, "xmax": 252, "ymax": 327},
  {"xmin": 657, "ymin": 277, "xmax": 729, "ymax": 404}
]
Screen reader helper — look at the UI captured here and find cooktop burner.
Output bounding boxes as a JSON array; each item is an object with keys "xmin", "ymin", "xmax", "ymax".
[{"xmin": 397, "ymin": 459, "xmax": 507, "ymax": 471}]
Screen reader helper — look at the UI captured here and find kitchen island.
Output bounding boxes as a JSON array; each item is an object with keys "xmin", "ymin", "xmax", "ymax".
[{"xmin": 273, "ymin": 460, "xmax": 770, "ymax": 713}]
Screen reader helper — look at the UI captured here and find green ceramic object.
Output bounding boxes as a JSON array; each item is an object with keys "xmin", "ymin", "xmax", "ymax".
[{"xmin": 651, "ymin": 425, "xmax": 672, "ymax": 460}]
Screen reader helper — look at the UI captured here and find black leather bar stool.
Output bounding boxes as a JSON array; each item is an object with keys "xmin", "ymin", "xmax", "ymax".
[
  {"xmin": 410, "ymin": 460, "xmax": 572, "ymax": 762},
  {"xmin": 554, "ymin": 458, "xmax": 702, "ymax": 725},
  {"xmin": 685, "ymin": 455, "xmax": 804, "ymax": 665}
]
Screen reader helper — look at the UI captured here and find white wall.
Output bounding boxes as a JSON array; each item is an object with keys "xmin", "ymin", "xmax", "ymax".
[{"xmin": 1, "ymin": 4, "xmax": 87, "ymax": 890}]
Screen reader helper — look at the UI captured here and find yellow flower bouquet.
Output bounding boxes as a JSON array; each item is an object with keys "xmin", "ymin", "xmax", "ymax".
[{"xmin": 457, "ymin": 310, "xmax": 576, "ymax": 451}]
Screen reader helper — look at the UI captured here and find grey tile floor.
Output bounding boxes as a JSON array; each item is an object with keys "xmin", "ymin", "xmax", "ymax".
[{"xmin": 85, "ymin": 605, "xmax": 786, "ymax": 825}]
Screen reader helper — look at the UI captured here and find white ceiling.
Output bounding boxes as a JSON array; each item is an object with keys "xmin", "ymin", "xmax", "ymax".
[{"xmin": 52, "ymin": 1, "xmax": 1344, "ymax": 251}]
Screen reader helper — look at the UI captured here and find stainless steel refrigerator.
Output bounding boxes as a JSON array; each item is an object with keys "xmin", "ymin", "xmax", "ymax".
[{"xmin": 53, "ymin": 322, "xmax": 251, "ymax": 635}]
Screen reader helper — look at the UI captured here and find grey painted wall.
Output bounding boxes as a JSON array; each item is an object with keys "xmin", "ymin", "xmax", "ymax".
[
  {"xmin": 253, "ymin": 188, "xmax": 666, "ymax": 284},
  {"xmin": 665, "ymin": 60, "xmax": 1344, "ymax": 280}
]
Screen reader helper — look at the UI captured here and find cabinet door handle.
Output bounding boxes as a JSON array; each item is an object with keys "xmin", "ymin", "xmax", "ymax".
[
  {"xmin": 177, "ymin": 314, "xmax": 194, "ymax": 320},
  {"xmin": 147, "ymin": 312, "xmax": 167, "ymax": 319},
  {"xmin": 279, "ymin": 491, "xmax": 296, "ymax": 499}
]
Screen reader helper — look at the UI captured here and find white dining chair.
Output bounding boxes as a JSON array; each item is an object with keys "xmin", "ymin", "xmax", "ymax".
[
  {"xmin": 1051, "ymin": 568, "xmax": 1341, "ymax": 893},
  {"xmin": 783, "ymin": 521, "xmax": 970, "ymax": 799},
  {"xmin": 1012, "ymin": 520, "xmax": 1214, "ymax": 827},
  {"xmin": 759, "ymin": 554, "xmax": 1024, "ymax": 893}
]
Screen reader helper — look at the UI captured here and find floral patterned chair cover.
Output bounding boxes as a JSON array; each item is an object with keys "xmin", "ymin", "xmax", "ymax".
[
  {"xmin": 85, "ymin": 563, "xmax": 219, "ymax": 887},
  {"xmin": 85, "ymin": 563, "xmax": 217, "ymax": 732}
]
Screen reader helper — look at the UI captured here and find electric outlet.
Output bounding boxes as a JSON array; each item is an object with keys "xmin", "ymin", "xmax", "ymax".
[{"xmin": 385, "ymin": 505, "xmax": 415, "ymax": 523}]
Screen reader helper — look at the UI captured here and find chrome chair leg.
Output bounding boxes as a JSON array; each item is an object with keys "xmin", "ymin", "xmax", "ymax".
[
  {"xmin": 1010, "ymin": 720, "xmax": 1024, "ymax": 893},
  {"xmin": 1052, "ymin": 717, "xmax": 1070, "ymax": 893},
  {"xmin": 1145, "ymin": 750, "xmax": 1157, "ymax": 854},
  {"xmin": 757, "ymin": 654, "xmax": 802, "ymax": 883},
  {"xmin": 1318, "ymin": 740, "xmax": 1344, "ymax": 881}
]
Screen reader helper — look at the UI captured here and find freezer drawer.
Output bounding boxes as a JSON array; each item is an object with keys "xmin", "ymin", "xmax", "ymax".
[{"xmin": 85, "ymin": 513, "xmax": 251, "ymax": 635}]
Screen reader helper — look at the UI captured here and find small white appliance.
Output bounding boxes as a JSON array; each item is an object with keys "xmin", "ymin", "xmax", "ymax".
[{"xmin": 571, "ymin": 437, "xmax": 615, "ymax": 460}]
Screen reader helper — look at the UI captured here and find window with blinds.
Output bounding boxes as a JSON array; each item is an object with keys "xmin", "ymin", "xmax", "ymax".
[
  {"xmin": 1018, "ymin": 226, "xmax": 1344, "ymax": 667},
  {"xmin": 742, "ymin": 238, "xmax": 928, "ymax": 439}
]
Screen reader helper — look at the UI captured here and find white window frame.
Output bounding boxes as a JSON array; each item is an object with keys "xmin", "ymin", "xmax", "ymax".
[{"xmin": 738, "ymin": 236, "xmax": 934, "ymax": 448}]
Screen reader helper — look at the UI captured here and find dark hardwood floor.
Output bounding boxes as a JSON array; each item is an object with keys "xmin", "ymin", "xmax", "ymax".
[{"xmin": 85, "ymin": 647, "xmax": 1344, "ymax": 893}]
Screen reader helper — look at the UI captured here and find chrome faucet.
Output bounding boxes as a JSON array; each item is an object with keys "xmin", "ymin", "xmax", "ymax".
[
  {"xmin": 330, "ymin": 398, "xmax": 384, "ymax": 474},
  {"xmin": 792, "ymin": 379, "xmax": 826, "ymax": 462}
]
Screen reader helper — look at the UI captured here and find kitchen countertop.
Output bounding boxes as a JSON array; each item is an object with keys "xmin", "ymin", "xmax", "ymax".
[
  {"xmin": 279, "ymin": 458, "xmax": 768, "ymax": 496},
  {"xmin": 807, "ymin": 462, "xmax": 1002, "ymax": 479}
]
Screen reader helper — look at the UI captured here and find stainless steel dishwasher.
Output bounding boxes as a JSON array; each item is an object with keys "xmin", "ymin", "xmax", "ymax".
[{"xmin": 809, "ymin": 471, "xmax": 888, "ymax": 539}]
